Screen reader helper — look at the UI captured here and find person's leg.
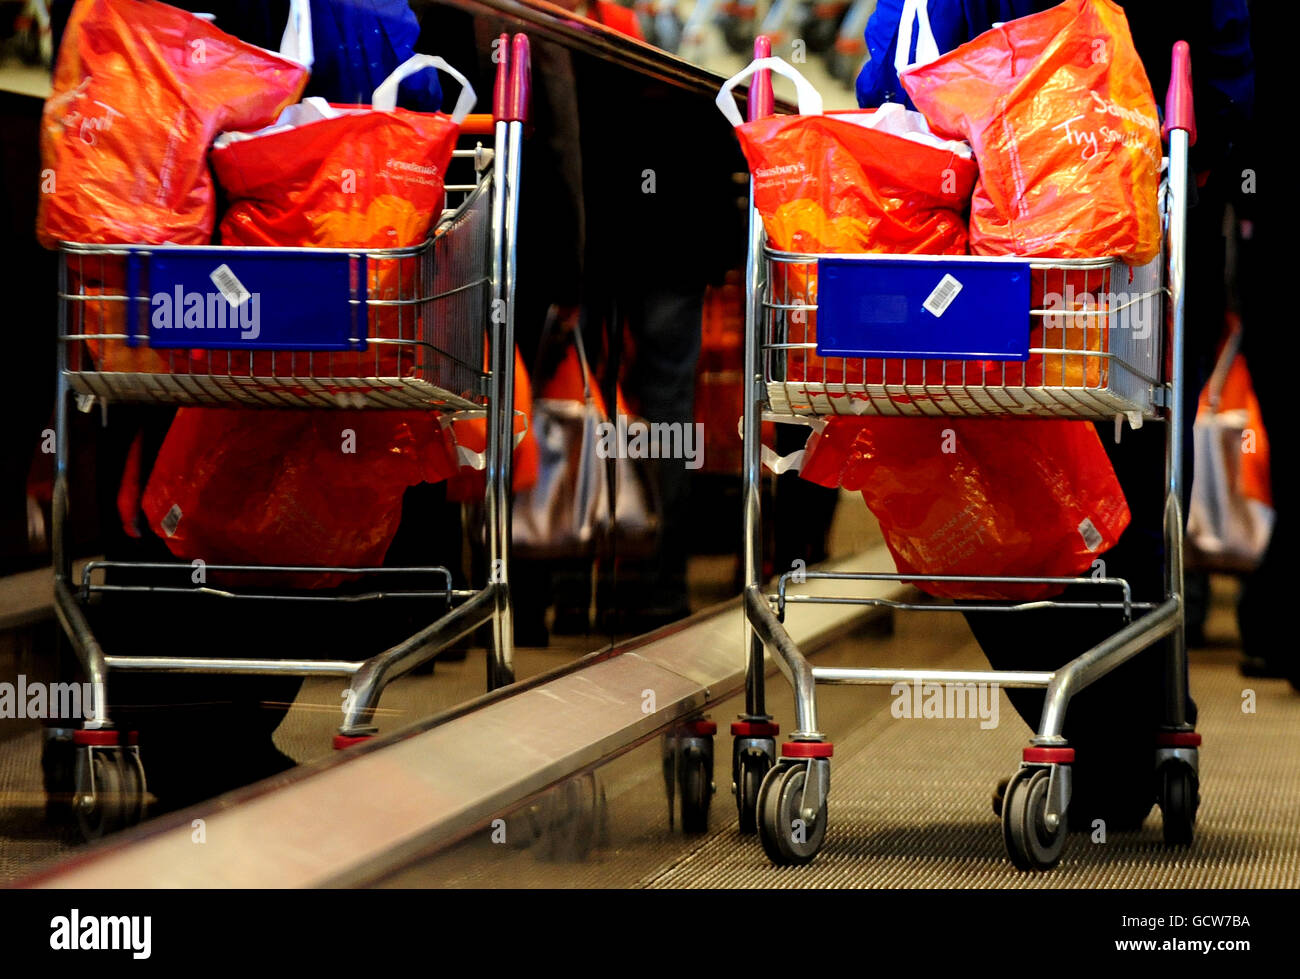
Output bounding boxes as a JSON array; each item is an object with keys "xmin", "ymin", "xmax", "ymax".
[
  {"xmin": 967, "ymin": 421, "xmax": 1168, "ymax": 830},
  {"xmin": 773, "ymin": 424, "xmax": 838, "ymax": 574},
  {"xmin": 617, "ymin": 286, "xmax": 705, "ymax": 625}
]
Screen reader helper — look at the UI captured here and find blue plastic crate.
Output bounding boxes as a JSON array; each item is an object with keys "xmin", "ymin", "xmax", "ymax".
[
  {"xmin": 813, "ymin": 256, "xmax": 1031, "ymax": 362},
  {"xmin": 124, "ymin": 249, "xmax": 368, "ymax": 351}
]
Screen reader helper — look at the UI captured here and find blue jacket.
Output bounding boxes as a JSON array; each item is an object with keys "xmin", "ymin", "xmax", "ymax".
[
  {"xmin": 855, "ymin": 0, "xmax": 1040, "ymax": 110},
  {"xmin": 305, "ymin": 0, "xmax": 442, "ymax": 111}
]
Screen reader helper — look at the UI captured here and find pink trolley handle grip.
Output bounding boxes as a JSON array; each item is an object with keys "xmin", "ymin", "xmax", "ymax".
[
  {"xmin": 492, "ymin": 32, "xmax": 510, "ymax": 123},
  {"xmin": 1163, "ymin": 40, "xmax": 1197, "ymax": 146},
  {"xmin": 506, "ymin": 33, "xmax": 531, "ymax": 124},
  {"xmin": 749, "ymin": 35, "xmax": 774, "ymax": 121}
]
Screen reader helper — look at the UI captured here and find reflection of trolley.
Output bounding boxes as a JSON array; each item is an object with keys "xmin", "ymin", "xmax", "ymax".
[
  {"xmin": 49, "ymin": 35, "xmax": 532, "ymax": 839},
  {"xmin": 729, "ymin": 40, "xmax": 1200, "ymax": 868}
]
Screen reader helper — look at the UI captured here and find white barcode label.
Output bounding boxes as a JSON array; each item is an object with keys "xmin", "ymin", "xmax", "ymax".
[
  {"xmin": 923, "ymin": 274, "xmax": 963, "ymax": 317},
  {"xmin": 209, "ymin": 264, "xmax": 251, "ymax": 307},
  {"xmin": 1078, "ymin": 517, "xmax": 1103, "ymax": 552},
  {"xmin": 161, "ymin": 504, "xmax": 182, "ymax": 537}
]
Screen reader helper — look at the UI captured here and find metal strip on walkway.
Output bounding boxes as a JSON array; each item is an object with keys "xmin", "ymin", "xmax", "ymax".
[{"xmin": 23, "ymin": 548, "xmax": 903, "ymax": 888}]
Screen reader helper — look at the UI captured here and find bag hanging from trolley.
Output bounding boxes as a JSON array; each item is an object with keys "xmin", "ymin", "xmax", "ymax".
[
  {"xmin": 37, "ymin": 0, "xmax": 312, "ymax": 248},
  {"xmin": 799, "ymin": 416, "xmax": 1131, "ymax": 600},
  {"xmin": 141, "ymin": 409, "xmax": 457, "ymax": 589}
]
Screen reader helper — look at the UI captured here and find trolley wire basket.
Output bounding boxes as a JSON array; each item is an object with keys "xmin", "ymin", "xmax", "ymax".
[
  {"xmin": 762, "ymin": 239, "xmax": 1166, "ymax": 423},
  {"xmin": 57, "ymin": 150, "xmax": 493, "ymax": 414}
]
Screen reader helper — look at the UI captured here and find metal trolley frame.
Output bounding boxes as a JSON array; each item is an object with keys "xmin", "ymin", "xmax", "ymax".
[
  {"xmin": 48, "ymin": 34, "xmax": 533, "ymax": 838},
  {"xmin": 727, "ymin": 39, "xmax": 1201, "ymax": 868}
]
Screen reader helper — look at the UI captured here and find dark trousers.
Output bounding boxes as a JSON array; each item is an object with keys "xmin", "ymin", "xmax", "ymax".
[{"xmin": 964, "ymin": 171, "xmax": 1224, "ymax": 823}]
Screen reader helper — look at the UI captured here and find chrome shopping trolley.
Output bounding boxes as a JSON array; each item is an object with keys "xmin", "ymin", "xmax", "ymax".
[
  {"xmin": 726, "ymin": 40, "xmax": 1200, "ymax": 868},
  {"xmin": 47, "ymin": 34, "xmax": 533, "ymax": 838}
]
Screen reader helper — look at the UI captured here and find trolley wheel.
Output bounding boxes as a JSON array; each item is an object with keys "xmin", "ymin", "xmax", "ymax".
[
  {"xmin": 1002, "ymin": 768, "xmax": 1067, "ymax": 871},
  {"xmin": 1158, "ymin": 760, "xmax": 1199, "ymax": 847},
  {"xmin": 757, "ymin": 761, "xmax": 827, "ymax": 865},
  {"xmin": 121, "ymin": 749, "xmax": 148, "ymax": 826},
  {"xmin": 679, "ymin": 753, "xmax": 713, "ymax": 833},
  {"xmin": 734, "ymin": 744, "xmax": 773, "ymax": 834},
  {"xmin": 75, "ymin": 749, "xmax": 129, "ymax": 841}
]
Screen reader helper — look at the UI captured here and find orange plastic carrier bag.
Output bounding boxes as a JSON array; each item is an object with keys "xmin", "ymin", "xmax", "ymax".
[
  {"xmin": 800, "ymin": 417, "xmax": 1131, "ymax": 599},
  {"xmin": 37, "ymin": 0, "xmax": 311, "ymax": 248},
  {"xmin": 899, "ymin": 0, "xmax": 1162, "ymax": 264}
]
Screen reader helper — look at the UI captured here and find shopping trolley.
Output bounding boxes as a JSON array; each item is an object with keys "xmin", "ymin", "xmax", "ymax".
[
  {"xmin": 724, "ymin": 39, "xmax": 1199, "ymax": 868},
  {"xmin": 47, "ymin": 34, "xmax": 532, "ymax": 839}
]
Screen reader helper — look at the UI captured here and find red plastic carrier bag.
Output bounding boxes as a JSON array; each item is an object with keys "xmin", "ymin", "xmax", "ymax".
[
  {"xmin": 37, "ymin": 0, "xmax": 312, "ymax": 248},
  {"xmin": 142, "ymin": 410, "xmax": 456, "ymax": 589},
  {"xmin": 207, "ymin": 54, "xmax": 477, "ymax": 380},
  {"xmin": 800, "ymin": 417, "xmax": 1131, "ymax": 599},
  {"xmin": 717, "ymin": 56, "xmax": 977, "ymax": 386},
  {"xmin": 899, "ymin": 0, "xmax": 1163, "ymax": 264},
  {"xmin": 42, "ymin": 0, "xmax": 311, "ymax": 375}
]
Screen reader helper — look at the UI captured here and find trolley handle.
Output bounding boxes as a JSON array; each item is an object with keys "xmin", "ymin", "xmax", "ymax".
[
  {"xmin": 494, "ymin": 31, "xmax": 511, "ymax": 122},
  {"xmin": 506, "ymin": 33, "xmax": 531, "ymax": 124},
  {"xmin": 1163, "ymin": 40, "xmax": 1197, "ymax": 146},
  {"xmin": 750, "ymin": 35, "xmax": 774, "ymax": 122}
]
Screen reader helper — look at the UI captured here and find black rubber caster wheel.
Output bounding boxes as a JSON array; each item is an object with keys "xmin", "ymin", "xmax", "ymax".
[
  {"xmin": 733, "ymin": 744, "xmax": 772, "ymax": 834},
  {"xmin": 120, "ymin": 749, "xmax": 148, "ymax": 826},
  {"xmin": 75, "ymin": 749, "xmax": 127, "ymax": 841},
  {"xmin": 757, "ymin": 761, "xmax": 827, "ymax": 865},
  {"xmin": 1158, "ymin": 760, "xmax": 1199, "ymax": 846},
  {"xmin": 1002, "ymin": 768, "xmax": 1067, "ymax": 870},
  {"xmin": 679, "ymin": 751, "xmax": 714, "ymax": 834}
]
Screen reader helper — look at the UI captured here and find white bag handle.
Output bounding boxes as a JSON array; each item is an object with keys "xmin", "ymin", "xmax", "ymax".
[
  {"xmin": 372, "ymin": 54, "xmax": 477, "ymax": 124},
  {"xmin": 279, "ymin": 0, "xmax": 314, "ymax": 69},
  {"xmin": 715, "ymin": 56, "xmax": 824, "ymax": 127},
  {"xmin": 894, "ymin": 0, "xmax": 941, "ymax": 76}
]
